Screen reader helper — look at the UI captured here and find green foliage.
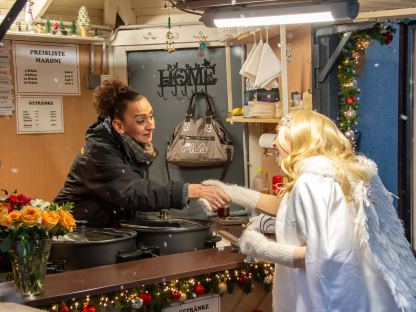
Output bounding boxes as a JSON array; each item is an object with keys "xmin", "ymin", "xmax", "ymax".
[
  {"xmin": 399, "ymin": 18, "xmax": 411, "ymax": 24},
  {"xmin": 337, "ymin": 23, "xmax": 396, "ymax": 138},
  {"xmin": 48, "ymin": 201, "xmax": 74, "ymax": 212},
  {"xmin": 44, "ymin": 17, "xmax": 52, "ymax": 33},
  {"xmin": 70, "ymin": 20, "xmax": 77, "ymax": 35},
  {"xmin": 42, "ymin": 263, "xmax": 274, "ymax": 312},
  {"xmin": 59, "ymin": 18, "xmax": 65, "ymax": 31},
  {"xmin": 1, "ymin": 189, "xmax": 16, "ymax": 196},
  {"xmin": 0, "ymin": 235, "xmax": 12, "ymax": 252}
]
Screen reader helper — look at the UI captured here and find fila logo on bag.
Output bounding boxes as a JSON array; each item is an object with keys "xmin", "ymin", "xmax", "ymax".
[
  {"xmin": 182, "ymin": 142, "xmax": 208, "ymax": 154},
  {"xmin": 183, "ymin": 122, "xmax": 191, "ymax": 132}
]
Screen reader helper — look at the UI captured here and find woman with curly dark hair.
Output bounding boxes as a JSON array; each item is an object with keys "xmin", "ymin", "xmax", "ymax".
[{"xmin": 55, "ymin": 80, "xmax": 229, "ymax": 227}]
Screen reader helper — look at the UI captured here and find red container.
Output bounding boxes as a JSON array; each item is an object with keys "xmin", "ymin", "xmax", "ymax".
[{"xmin": 272, "ymin": 175, "xmax": 284, "ymax": 193}]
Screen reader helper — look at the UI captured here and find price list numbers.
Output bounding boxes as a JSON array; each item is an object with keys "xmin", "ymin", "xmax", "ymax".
[
  {"xmin": 64, "ymin": 70, "xmax": 74, "ymax": 86},
  {"xmin": 23, "ymin": 69, "xmax": 38, "ymax": 85},
  {"xmin": 50, "ymin": 110, "xmax": 57, "ymax": 127},
  {"xmin": 34, "ymin": 109, "xmax": 40, "ymax": 127},
  {"xmin": 22, "ymin": 110, "xmax": 32, "ymax": 128}
]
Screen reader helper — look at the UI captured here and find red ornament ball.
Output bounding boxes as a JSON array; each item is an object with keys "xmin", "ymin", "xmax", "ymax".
[
  {"xmin": 383, "ymin": 31, "xmax": 393, "ymax": 45},
  {"xmin": 58, "ymin": 305, "xmax": 69, "ymax": 312},
  {"xmin": 345, "ymin": 96, "xmax": 356, "ymax": 106},
  {"xmin": 194, "ymin": 284, "xmax": 205, "ymax": 295},
  {"xmin": 253, "ymin": 309, "xmax": 263, "ymax": 312},
  {"xmin": 139, "ymin": 292, "xmax": 152, "ymax": 305},
  {"xmin": 88, "ymin": 306, "xmax": 96, "ymax": 312},
  {"xmin": 82, "ymin": 304, "xmax": 96, "ymax": 312},
  {"xmin": 171, "ymin": 289, "xmax": 182, "ymax": 301},
  {"xmin": 238, "ymin": 273, "xmax": 250, "ymax": 286}
]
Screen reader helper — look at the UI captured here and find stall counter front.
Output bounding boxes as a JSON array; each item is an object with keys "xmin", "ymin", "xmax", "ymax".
[{"xmin": 0, "ymin": 246, "xmax": 245, "ymax": 307}]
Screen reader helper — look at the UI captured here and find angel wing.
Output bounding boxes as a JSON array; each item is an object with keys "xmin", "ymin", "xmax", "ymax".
[{"xmin": 357, "ymin": 174, "xmax": 416, "ymax": 311}]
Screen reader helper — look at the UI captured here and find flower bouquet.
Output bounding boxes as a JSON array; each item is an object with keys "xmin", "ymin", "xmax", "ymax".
[{"xmin": 0, "ymin": 190, "xmax": 75, "ymax": 296}]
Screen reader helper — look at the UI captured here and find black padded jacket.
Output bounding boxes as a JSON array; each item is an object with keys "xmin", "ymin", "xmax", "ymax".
[{"xmin": 55, "ymin": 119, "xmax": 184, "ymax": 227}]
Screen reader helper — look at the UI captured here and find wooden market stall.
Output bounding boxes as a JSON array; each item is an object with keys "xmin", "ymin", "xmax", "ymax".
[{"xmin": 1, "ymin": 0, "xmax": 416, "ymax": 311}]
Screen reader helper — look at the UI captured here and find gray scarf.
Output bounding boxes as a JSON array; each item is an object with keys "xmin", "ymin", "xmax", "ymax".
[{"xmin": 103, "ymin": 118, "xmax": 158, "ymax": 164}]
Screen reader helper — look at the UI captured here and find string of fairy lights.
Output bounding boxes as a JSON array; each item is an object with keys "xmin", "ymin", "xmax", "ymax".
[
  {"xmin": 46, "ymin": 263, "xmax": 274, "ymax": 312},
  {"xmin": 337, "ymin": 22, "xmax": 396, "ymax": 149}
]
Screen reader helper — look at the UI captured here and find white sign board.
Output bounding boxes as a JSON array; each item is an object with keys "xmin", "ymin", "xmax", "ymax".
[
  {"xmin": 13, "ymin": 42, "xmax": 80, "ymax": 95},
  {"xmin": 0, "ymin": 40, "xmax": 13, "ymax": 115},
  {"xmin": 16, "ymin": 96, "xmax": 64, "ymax": 134},
  {"xmin": 163, "ymin": 295, "xmax": 220, "ymax": 312}
]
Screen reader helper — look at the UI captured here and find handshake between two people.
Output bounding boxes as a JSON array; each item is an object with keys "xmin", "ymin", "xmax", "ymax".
[
  {"xmin": 193, "ymin": 180, "xmax": 261, "ymax": 213},
  {"xmin": 193, "ymin": 180, "xmax": 305, "ymax": 268},
  {"xmin": 195, "ymin": 180, "xmax": 282, "ymax": 217}
]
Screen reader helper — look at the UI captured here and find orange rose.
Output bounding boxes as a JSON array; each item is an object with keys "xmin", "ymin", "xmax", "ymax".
[
  {"xmin": 20, "ymin": 206, "xmax": 42, "ymax": 227},
  {"xmin": 59, "ymin": 210, "xmax": 76, "ymax": 231},
  {"xmin": 2, "ymin": 210, "xmax": 21, "ymax": 228},
  {"xmin": 0, "ymin": 206, "xmax": 9, "ymax": 224},
  {"xmin": 42, "ymin": 210, "xmax": 60, "ymax": 230}
]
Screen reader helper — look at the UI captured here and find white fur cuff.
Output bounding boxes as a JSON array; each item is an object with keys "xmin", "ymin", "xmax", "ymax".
[{"xmin": 240, "ymin": 229, "xmax": 297, "ymax": 267}]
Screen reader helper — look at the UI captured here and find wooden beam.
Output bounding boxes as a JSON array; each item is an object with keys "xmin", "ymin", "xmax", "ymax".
[
  {"xmin": 318, "ymin": 32, "xmax": 351, "ymax": 83},
  {"xmin": 280, "ymin": 24, "xmax": 289, "ymax": 116},
  {"xmin": 356, "ymin": 8, "xmax": 416, "ymax": 21},
  {"xmin": 116, "ymin": 0, "xmax": 136, "ymax": 25},
  {"xmin": 225, "ymin": 45, "xmax": 233, "ymax": 113},
  {"xmin": 32, "ymin": 0, "xmax": 53, "ymax": 19},
  {"xmin": 103, "ymin": 0, "xmax": 117, "ymax": 27}
]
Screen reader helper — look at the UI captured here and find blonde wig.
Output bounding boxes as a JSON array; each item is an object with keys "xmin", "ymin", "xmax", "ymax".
[{"xmin": 278, "ymin": 110, "xmax": 370, "ymax": 201}]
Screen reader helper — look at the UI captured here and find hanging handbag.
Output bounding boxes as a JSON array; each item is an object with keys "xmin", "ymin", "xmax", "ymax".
[{"xmin": 166, "ymin": 92, "xmax": 234, "ymax": 180}]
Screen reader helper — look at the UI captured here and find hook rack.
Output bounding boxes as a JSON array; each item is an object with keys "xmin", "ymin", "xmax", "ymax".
[
  {"xmin": 156, "ymin": 89, "xmax": 167, "ymax": 100},
  {"xmin": 156, "ymin": 60, "xmax": 217, "ymax": 99}
]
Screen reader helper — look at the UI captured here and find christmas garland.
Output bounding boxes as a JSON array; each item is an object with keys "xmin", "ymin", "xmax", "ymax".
[
  {"xmin": 45, "ymin": 263, "xmax": 274, "ymax": 312},
  {"xmin": 337, "ymin": 22, "xmax": 395, "ymax": 148}
]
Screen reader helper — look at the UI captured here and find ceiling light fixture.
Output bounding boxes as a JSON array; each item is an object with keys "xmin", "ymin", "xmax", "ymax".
[{"xmin": 200, "ymin": 0, "xmax": 359, "ymax": 28}]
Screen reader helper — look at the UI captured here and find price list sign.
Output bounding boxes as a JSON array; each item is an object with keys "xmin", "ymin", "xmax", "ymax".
[
  {"xmin": 13, "ymin": 42, "xmax": 80, "ymax": 95},
  {"xmin": 16, "ymin": 96, "xmax": 64, "ymax": 134},
  {"xmin": 0, "ymin": 40, "xmax": 14, "ymax": 115}
]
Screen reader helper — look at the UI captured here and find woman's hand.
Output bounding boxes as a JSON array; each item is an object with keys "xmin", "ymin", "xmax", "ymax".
[
  {"xmin": 202, "ymin": 180, "xmax": 260, "ymax": 211},
  {"xmin": 188, "ymin": 184, "xmax": 230, "ymax": 210}
]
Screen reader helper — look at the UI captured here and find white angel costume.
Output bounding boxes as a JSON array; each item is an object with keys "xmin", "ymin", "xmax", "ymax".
[{"xmin": 240, "ymin": 155, "xmax": 416, "ymax": 312}]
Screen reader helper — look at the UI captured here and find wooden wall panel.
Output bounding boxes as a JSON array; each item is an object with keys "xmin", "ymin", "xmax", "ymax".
[
  {"xmin": 274, "ymin": 25, "xmax": 312, "ymax": 99},
  {"xmin": 0, "ymin": 44, "xmax": 99, "ymax": 201}
]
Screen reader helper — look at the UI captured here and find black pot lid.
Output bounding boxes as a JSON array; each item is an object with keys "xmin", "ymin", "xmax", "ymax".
[
  {"xmin": 53, "ymin": 227, "xmax": 137, "ymax": 244},
  {"xmin": 120, "ymin": 217, "xmax": 211, "ymax": 233}
]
